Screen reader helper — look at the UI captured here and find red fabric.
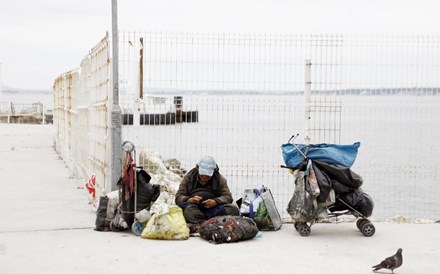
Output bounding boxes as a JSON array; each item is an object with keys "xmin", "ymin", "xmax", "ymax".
[
  {"xmin": 123, "ymin": 152, "xmax": 136, "ymax": 200},
  {"xmin": 85, "ymin": 174, "xmax": 96, "ymax": 198}
]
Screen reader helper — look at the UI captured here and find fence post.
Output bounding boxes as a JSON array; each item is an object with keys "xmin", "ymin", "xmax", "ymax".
[
  {"xmin": 133, "ymin": 38, "xmax": 141, "ymax": 128},
  {"xmin": 109, "ymin": 0, "xmax": 122, "ymax": 192},
  {"xmin": 0, "ymin": 62, "xmax": 2, "ymax": 106},
  {"xmin": 304, "ymin": 59, "xmax": 312, "ymax": 145}
]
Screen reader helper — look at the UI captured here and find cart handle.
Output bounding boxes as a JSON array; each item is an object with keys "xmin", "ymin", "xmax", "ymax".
[
  {"xmin": 121, "ymin": 140, "xmax": 135, "ymax": 153},
  {"xmin": 288, "ymin": 133, "xmax": 309, "ymax": 160},
  {"xmin": 287, "ymin": 133, "xmax": 300, "ymax": 144},
  {"xmin": 280, "ymin": 165, "xmax": 295, "ymax": 171}
]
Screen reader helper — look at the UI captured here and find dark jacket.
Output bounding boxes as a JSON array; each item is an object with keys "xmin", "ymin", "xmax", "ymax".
[{"xmin": 175, "ymin": 166, "xmax": 233, "ymax": 206}]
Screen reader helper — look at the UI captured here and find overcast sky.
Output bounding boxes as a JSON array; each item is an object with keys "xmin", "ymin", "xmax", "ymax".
[{"xmin": 0, "ymin": 0, "xmax": 438, "ymax": 90}]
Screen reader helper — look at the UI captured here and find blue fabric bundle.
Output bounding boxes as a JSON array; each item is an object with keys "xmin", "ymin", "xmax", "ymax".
[{"xmin": 281, "ymin": 142, "xmax": 361, "ymax": 168}]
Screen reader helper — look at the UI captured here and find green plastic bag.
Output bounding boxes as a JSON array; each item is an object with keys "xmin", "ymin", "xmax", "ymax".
[{"xmin": 254, "ymin": 202, "xmax": 272, "ymax": 230}]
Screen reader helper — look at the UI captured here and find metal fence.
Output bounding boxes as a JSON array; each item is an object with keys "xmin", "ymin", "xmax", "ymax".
[
  {"xmin": 53, "ymin": 34, "xmax": 112, "ymax": 196},
  {"xmin": 0, "ymin": 102, "xmax": 45, "ymax": 123},
  {"xmin": 53, "ymin": 32, "xmax": 440, "ymax": 221}
]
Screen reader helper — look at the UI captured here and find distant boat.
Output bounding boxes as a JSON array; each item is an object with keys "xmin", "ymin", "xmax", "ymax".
[
  {"xmin": 121, "ymin": 95, "xmax": 198, "ymax": 125},
  {"xmin": 142, "ymin": 95, "xmax": 175, "ymax": 114}
]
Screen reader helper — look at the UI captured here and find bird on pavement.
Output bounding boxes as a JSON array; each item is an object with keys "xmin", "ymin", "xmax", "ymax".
[{"xmin": 372, "ymin": 248, "xmax": 403, "ymax": 273}]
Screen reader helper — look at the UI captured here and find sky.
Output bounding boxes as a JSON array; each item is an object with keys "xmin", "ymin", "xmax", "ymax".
[{"xmin": 0, "ymin": 0, "xmax": 439, "ymax": 90}]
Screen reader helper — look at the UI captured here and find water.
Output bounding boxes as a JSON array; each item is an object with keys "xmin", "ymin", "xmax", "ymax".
[
  {"xmin": 5, "ymin": 91, "xmax": 440, "ymax": 220},
  {"xmin": 127, "ymin": 94, "xmax": 440, "ymax": 221}
]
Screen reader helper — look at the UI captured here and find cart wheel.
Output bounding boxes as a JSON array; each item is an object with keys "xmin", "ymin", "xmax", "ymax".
[
  {"xmin": 356, "ymin": 218, "xmax": 369, "ymax": 230},
  {"xmin": 298, "ymin": 224, "xmax": 311, "ymax": 237},
  {"xmin": 132, "ymin": 221, "xmax": 145, "ymax": 236},
  {"xmin": 361, "ymin": 222, "xmax": 375, "ymax": 237},
  {"xmin": 294, "ymin": 222, "xmax": 301, "ymax": 231}
]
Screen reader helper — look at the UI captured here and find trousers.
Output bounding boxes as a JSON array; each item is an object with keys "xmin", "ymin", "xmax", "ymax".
[{"xmin": 182, "ymin": 203, "xmax": 240, "ymax": 224}]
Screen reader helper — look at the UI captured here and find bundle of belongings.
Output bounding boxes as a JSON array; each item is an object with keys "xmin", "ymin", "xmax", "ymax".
[
  {"xmin": 198, "ymin": 215, "xmax": 259, "ymax": 244},
  {"xmin": 141, "ymin": 192, "xmax": 190, "ymax": 240},
  {"xmin": 96, "ymin": 166, "xmax": 261, "ymax": 242},
  {"xmin": 95, "ymin": 154, "xmax": 192, "ymax": 239},
  {"xmin": 95, "ymin": 149, "xmax": 260, "ymax": 242},
  {"xmin": 281, "ymin": 141, "xmax": 374, "ymax": 223},
  {"xmin": 237, "ymin": 186, "xmax": 282, "ymax": 231},
  {"xmin": 95, "ymin": 144, "xmax": 170, "ymax": 233},
  {"xmin": 94, "ymin": 167, "xmax": 161, "ymax": 232}
]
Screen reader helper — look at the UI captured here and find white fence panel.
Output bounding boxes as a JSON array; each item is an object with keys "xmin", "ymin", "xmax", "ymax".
[
  {"xmin": 54, "ymin": 32, "xmax": 440, "ymax": 221},
  {"xmin": 53, "ymin": 34, "xmax": 112, "ymax": 199}
]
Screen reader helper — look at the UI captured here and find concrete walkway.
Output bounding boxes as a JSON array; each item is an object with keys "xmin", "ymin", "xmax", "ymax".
[{"xmin": 0, "ymin": 124, "xmax": 439, "ymax": 274}]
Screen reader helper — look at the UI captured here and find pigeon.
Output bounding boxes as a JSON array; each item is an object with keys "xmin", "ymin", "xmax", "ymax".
[{"xmin": 372, "ymin": 248, "xmax": 403, "ymax": 273}]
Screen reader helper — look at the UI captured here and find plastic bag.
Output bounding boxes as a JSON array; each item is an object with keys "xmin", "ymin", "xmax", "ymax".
[
  {"xmin": 239, "ymin": 187, "xmax": 282, "ymax": 231},
  {"xmin": 282, "ymin": 142, "xmax": 360, "ymax": 169},
  {"xmin": 254, "ymin": 202, "xmax": 271, "ymax": 229},
  {"xmin": 239, "ymin": 189, "xmax": 263, "ymax": 218},
  {"xmin": 259, "ymin": 189, "xmax": 282, "ymax": 230},
  {"xmin": 150, "ymin": 191, "xmax": 174, "ymax": 216},
  {"xmin": 141, "ymin": 205, "xmax": 189, "ymax": 240},
  {"xmin": 286, "ymin": 171, "xmax": 318, "ymax": 223}
]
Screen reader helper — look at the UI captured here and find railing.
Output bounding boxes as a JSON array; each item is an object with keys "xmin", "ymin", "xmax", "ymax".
[{"xmin": 0, "ymin": 102, "xmax": 45, "ymax": 124}]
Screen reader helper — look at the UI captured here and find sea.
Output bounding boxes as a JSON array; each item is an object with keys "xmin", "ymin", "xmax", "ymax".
[
  {"xmin": 1, "ymin": 90, "xmax": 52, "ymax": 111},
  {"xmin": 2, "ymin": 91, "xmax": 440, "ymax": 221}
]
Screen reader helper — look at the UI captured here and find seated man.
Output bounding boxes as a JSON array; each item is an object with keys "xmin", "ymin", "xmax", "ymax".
[{"xmin": 175, "ymin": 156, "xmax": 239, "ymax": 231}]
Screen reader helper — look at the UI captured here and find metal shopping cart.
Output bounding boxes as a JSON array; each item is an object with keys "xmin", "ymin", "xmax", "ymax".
[
  {"xmin": 281, "ymin": 134, "xmax": 375, "ymax": 237},
  {"xmin": 117, "ymin": 141, "xmax": 160, "ymax": 235}
]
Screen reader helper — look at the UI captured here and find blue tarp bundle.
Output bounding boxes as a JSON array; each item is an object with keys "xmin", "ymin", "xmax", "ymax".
[{"xmin": 281, "ymin": 142, "xmax": 361, "ymax": 168}]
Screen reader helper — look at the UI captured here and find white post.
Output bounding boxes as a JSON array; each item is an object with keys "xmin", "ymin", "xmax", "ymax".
[
  {"xmin": 109, "ymin": 0, "xmax": 122, "ymax": 192},
  {"xmin": 131, "ymin": 40, "xmax": 141, "ymax": 127},
  {"xmin": 8, "ymin": 101, "xmax": 12, "ymax": 124},
  {"xmin": 304, "ymin": 59, "xmax": 312, "ymax": 145},
  {"xmin": 0, "ymin": 62, "xmax": 3, "ymax": 110},
  {"xmin": 128, "ymin": 38, "xmax": 141, "ymax": 165}
]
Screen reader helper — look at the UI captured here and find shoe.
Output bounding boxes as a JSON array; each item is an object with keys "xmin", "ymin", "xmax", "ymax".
[{"xmin": 187, "ymin": 223, "xmax": 200, "ymax": 234}]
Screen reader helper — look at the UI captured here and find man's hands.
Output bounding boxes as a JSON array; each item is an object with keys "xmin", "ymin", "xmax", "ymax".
[
  {"xmin": 201, "ymin": 199, "xmax": 217, "ymax": 208},
  {"xmin": 188, "ymin": 195, "xmax": 203, "ymax": 204},
  {"xmin": 188, "ymin": 195, "xmax": 218, "ymax": 208}
]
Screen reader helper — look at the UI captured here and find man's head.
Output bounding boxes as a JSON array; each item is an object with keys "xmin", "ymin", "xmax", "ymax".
[{"xmin": 198, "ymin": 156, "xmax": 216, "ymax": 179}]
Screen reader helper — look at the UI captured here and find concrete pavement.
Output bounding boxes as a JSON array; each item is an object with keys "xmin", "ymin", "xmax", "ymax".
[{"xmin": 0, "ymin": 124, "xmax": 439, "ymax": 274}]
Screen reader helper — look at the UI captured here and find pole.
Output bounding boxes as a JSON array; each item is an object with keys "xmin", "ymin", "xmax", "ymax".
[
  {"xmin": 110, "ymin": 0, "xmax": 122, "ymax": 192},
  {"xmin": 304, "ymin": 59, "xmax": 312, "ymax": 145},
  {"xmin": 0, "ymin": 62, "xmax": 3, "ymax": 109}
]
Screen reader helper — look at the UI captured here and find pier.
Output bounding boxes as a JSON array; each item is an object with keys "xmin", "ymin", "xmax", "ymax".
[{"xmin": 0, "ymin": 102, "xmax": 52, "ymax": 124}]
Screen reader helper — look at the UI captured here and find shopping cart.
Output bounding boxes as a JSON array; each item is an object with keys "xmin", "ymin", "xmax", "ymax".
[{"xmin": 281, "ymin": 134, "xmax": 375, "ymax": 237}]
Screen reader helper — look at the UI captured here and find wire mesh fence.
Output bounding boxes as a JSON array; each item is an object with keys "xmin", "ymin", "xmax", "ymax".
[
  {"xmin": 54, "ymin": 32, "xmax": 440, "ymax": 221},
  {"xmin": 117, "ymin": 32, "xmax": 439, "ymax": 221}
]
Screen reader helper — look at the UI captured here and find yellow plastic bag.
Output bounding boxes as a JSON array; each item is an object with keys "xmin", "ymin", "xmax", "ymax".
[{"xmin": 141, "ymin": 205, "xmax": 190, "ymax": 240}]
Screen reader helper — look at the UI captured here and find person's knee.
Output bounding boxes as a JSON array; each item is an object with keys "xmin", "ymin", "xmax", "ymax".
[
  {"xmin": 183, "ymin": 205, "xmax": 206, "ymax": 223},
  {"xmin": 224, "ymin": 204, "xmax": 240, "ymax": 216}
]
